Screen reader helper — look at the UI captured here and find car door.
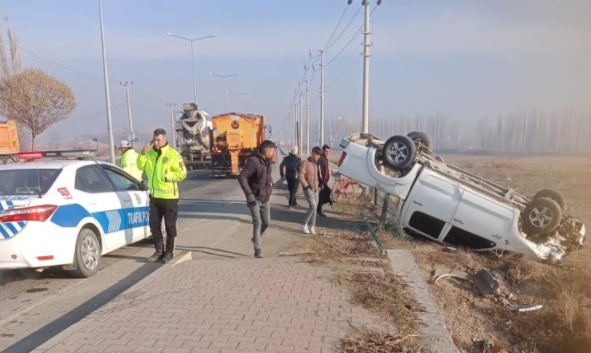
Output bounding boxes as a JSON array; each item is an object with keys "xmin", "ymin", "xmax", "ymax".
[
  {"xmin": 101, "ymin": 166, "xmax": 150, "ymax": 244},
  {"xmin": 74, "ymin": 165, "xmax": 122, "ymax": 252},
  {"xmin": 401, "ymin": 172, "xmax": 462, "ymax": 241},
  {"xmin": 443, "ymin": 189, "xmax": 515, "ymax": 250}
]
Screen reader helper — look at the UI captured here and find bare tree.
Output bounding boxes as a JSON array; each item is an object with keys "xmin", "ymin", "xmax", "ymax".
[{"xmin": 0, "ymin": 69, "xmax": 76, "ymax": 149}]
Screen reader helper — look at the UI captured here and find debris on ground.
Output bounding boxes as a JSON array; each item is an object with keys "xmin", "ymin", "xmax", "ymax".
[{"xmin": 470, "ymin": 269, "xmax": 500, "ymax": 297}]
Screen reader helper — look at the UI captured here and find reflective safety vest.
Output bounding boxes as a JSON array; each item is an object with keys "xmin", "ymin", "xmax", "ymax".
[
  {"xmin": 137, "ymin": 144, "xmax": 187, "ymax": 199},
  {"xmin": 120, "ymin": 148, "xmax": 143, "ymax": 182}
]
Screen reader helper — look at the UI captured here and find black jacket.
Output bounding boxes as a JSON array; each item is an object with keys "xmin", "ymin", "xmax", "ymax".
[
  {"xmin": 279, "ymin": 153, "xmax": 301, "ymax": 180},
  {"xmin": 238, "ymin": 149, "xmax": 273, "ymax": 203}
]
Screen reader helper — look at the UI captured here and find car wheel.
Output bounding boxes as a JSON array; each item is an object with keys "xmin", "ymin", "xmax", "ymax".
[
  {"xmin": 522, "ymin": 197, "xmax": 562, "ymax": 235},
  {"xmin": 382, "ymin": 135, "xmax": 417, "ymax": 171},
  {"xmin": 70, "ymin": 228, "xmax": 101, "ymax": 278},
  {"xmin": 407, "ymin": 131, "xmax": 433, "ymax": 150},
  {"xmin": 532, "ymin": 189, "xmax": 567, "ymax": 213}
]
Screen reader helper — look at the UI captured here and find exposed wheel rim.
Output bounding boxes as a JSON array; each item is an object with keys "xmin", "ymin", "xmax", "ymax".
[
  {"xmin": 387, "ymin": 142, "xmax": 409, "ymax": 164},
  {"xmin": 528, "ymin": 206, "xmax": 554, "ymax": 228},
  {"xmin": 81, "ymin": 234, "xmax": 100, "ymax": 271}
]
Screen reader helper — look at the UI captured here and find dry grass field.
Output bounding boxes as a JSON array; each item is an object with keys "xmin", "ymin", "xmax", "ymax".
[{"xmin": 410, "ymin": 154, "xmax": 591, "ymax": 353}]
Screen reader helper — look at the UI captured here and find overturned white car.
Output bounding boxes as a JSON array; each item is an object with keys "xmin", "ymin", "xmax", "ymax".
[{"xmin": 337, "ymin": 132, "xmax": 585, "ymax": 261}]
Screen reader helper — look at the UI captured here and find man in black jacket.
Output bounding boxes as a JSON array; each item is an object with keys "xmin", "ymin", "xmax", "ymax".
[
  {"xmin": 317, "ymin": 144, "xmax": 332, "ymax": 216},
  {"xmin": 279, "ymin": 146, "xmax": 301, "ymax": 209},
  {"xmin": 238, "ymin": 140, "xmax": 276, "ymax": 258}
]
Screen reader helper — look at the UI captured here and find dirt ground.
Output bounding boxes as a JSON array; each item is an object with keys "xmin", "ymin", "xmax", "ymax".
[{"xmin": 400, "ymin": 155, "xmax": 591, "ymax": 353}]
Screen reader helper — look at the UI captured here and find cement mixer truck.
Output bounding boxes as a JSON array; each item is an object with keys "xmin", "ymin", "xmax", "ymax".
[{"xmin": 176, "ymin": 103, "xmax": 211, "ymax": 170}]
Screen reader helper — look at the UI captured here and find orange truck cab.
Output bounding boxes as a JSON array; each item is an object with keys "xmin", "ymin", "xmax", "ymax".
[
  {"xmin": 210, "ymin": 113, "xmax": 266, "ymax": 177},
  {"xmin": 0, "ymin": 120, "xmax": 19, "ymax": 164}
]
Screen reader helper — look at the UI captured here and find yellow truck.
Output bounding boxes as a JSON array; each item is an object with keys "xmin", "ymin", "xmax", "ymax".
[
  {"xmin": 210, "ymin": 113, "xmax": 270, "ymax": 177},
  {"xmin": 0, "ymin": 120, "xmax": 19, "ymax": 164}
]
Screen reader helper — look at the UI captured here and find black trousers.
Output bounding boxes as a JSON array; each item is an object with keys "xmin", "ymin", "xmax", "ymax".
[
  {"xmin": 317, "ymin": 185, "xmax": 332, "ymax": 213},
  {"xmin": 286, "ymin": 177, "xmax": 299, "ymax": 207},
  {"xmin": 149, "ymin": 197, "xmax": 179, "ymax": 254}
]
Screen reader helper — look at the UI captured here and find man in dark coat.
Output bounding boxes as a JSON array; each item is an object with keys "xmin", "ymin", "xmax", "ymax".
[
  {"xmin": 317, "ymin": 144, "xmax": 332, "ymax": 216},
  {"xmin": 238, "ymin": 140, "xmax": 276, "ymax": 258},
  {"xmin": 279, "ymin": 145, "xmax": 301, "ymax": 209}
]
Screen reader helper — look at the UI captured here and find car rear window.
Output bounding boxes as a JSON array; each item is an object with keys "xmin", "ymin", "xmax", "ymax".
[{"xmin": 0, "ymin": 169, "xmax": 61, "ymax": 195}]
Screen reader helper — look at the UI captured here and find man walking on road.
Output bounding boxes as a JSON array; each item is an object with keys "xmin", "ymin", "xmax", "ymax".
[
  {"xmin": 279, "ymin": 146, "xmax": 301, "ymax": 209},
  {"xmin": 119, "ymin": 140, "xmax": 143, "ymax": 182},
  {"xmin": 317, "ymin": 144, "xmax": 332, "ymax": 217},
  {"xmin": 299, "ymin": 146, "xmax": 322, "ymax": 234},
  {"xmin": 138, "ymin": 128, "xmax": 187, "ymax": 263},
  {"xmin": 238, "ymin": 140, "xmax": 276, "ymax": 258}
]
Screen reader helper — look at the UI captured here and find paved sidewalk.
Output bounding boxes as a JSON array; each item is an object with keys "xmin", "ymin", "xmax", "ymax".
[{"xmin": 33, "ymin": 257, "xmax": 394, "ymax": 353}]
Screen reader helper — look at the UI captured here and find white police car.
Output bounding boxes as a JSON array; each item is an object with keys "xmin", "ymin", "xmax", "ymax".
[{"xmin": 0, "ymin": 157, "xmax": 150, "ymax": 277}]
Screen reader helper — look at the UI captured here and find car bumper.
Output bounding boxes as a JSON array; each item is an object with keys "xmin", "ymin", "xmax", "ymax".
[{"xmin": 0, "ymin": 223, "xmax": 78, "ymax": 270}]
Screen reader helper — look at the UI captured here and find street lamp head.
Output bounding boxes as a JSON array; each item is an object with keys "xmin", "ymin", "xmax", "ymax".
[{"xmin": 166, "ymin": 32, "xmax": 173, "ymax": 36}]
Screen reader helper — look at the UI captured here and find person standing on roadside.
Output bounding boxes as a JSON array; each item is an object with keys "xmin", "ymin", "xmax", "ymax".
[
  {"xmin": 119, "ymin": 140, "xmax": 143, "ymax": 182},
  {"xmin": 317, "ymin": 144, "xmax": 332, "ymax": 217},
  {"xmin": 299, "ymin": 146, "xmax": 322, "ymax": 234},
  {"xmin": 137, "ymin": 128, "xmax": 187, "ymax": 263},
  {"xmin": 279, "ymin": 146, "xmax": 301, "ymax": 209},
  {"xmin": 238, "ymin": 140, "xmax": 276, "ymax": 258}
]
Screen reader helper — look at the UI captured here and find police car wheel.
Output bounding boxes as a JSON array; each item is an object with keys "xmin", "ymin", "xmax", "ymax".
[{"xmin": 70, "ymin": 228, "xmax": 101, "ymax": 278}]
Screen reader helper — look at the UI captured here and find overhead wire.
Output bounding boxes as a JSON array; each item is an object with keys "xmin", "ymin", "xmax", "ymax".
[
  {"xmin": 324, "ymin": 5, "xmax": 362, "ymax": 52},
  {"xmin": 323, "ymin": 5, "xmax": 350, "ymax": 50}
]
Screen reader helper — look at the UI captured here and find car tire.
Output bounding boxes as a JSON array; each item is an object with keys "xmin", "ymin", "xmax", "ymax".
[
  {"xmin": 70, "ymin": 228, "xmax": 101, "ymax": 278},
  {"xmin": 407, "ymin": 131, "xmax": 433, "ymax": 150},
  {"xmin": 522, "ymin": 197, "xmax": 562, "ymax": 235},
  {"xmin": 532, "ymin": 189, "xmax": 567, "ymax": 213},
  {"xmin": 382, "ymin": 135, "xmax": 417, "ymax": 171}
]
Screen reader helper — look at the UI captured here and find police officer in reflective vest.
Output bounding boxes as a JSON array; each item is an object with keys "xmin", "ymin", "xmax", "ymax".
[
  {"xmin": 137, "ymin": 128, "xmax": 187, "ymax": 263},
  {"xmin": 119, "ymin": 140, "xmax": 143, "ymax": 182}
]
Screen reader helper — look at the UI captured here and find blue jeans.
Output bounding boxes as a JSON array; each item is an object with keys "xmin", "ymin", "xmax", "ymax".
[
  {"xmin": 248, "ymin": 200, "xmax": 271, "ymax": 251},
  {"xmin": 303, "ymin": 189, "xmax": 319, "ymax": 227}
]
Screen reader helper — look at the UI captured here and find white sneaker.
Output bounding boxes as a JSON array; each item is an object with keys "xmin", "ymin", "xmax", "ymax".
[
  {"xmin": 301, "ymin": 224, "xmax": 310, "ymax": 234},
  {"xmin": 310, "ymin": 226, "xmax": 316, "ymax": 234}
]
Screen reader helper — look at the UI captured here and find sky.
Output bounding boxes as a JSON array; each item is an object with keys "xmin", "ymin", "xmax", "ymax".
[{"xmin": 1, "ymin": 0, "xmax": 590, "ymax": 146}]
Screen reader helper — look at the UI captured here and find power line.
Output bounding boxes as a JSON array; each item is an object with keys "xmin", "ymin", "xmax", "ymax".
[
  {"xmin": 323, "ymin": 5, "xmax": 350, "ymax": 50},
  {"xmin": 324, "ymin": 5, "xmax": 362, "ymax": 51},
  {"xmin": 19, "ymin": 46, "xmax": 122, "ymax": 83},
  {"xmin": 325, "ymin": 6, "xmax": 377, "ymax": 67},
  {"xmin": 327, "ymin": 53, "xmax": 361, "ymax": 88}
]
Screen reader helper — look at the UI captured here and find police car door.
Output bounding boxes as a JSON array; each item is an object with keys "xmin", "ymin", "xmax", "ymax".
[
  {"xmin": 101, "ymin": 166, "xmax": 150, "ymax": 244},
  {"xmin": 74, "ymin": 165, "xmax": 123, "ymax": 251}
]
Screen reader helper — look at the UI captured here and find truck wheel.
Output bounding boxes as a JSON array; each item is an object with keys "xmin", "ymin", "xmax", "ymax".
[
  {"xmin": 70, "ymin": 228, "xmax": 101, "ymax": 278},
  {"xmin": 407, "ymin": 131, "xmax": 433, "ymax": 150},
  {"xmin": 382, "ymin": 135, "xmax": 417, "ymax": 171},
  {"xmin": 532, "ymin": 189, "xmax": 567, "ymax": 213},
  {"xmin": 522, "ymin": 197, "xmax": 562, "ymax": 235}
]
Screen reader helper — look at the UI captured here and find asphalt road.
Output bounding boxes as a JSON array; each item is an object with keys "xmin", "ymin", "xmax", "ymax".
[{"xmin": 0, "ymin": 158, "xmax": 302, "ymax": 352}]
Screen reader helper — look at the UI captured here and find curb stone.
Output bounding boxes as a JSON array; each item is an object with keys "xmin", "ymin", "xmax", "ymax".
[
  {"xmin": 31, "ymin": 250, "xmax": 192, "ymax": 353},
  {"xmin": 387, "ymin": 249, "xmax": 459, "ymax": 353}
]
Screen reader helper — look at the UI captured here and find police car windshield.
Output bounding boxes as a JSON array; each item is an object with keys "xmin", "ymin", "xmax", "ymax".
[{"xmin": 0, "ymin": 169, "xmax": 61, "ymax": 196}]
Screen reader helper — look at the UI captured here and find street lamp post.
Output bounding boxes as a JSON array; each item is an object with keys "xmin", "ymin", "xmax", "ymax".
[
  {"xmin": 228, "ymin": 90, "xmax": 249, "ymax": 112},
  {"xmin": 99, "ymin": 0, "xmax": 115, "ymax": 164},
  {"xmin": 166, "ymin": 32, "xmax": 216, "ymax": 104},
  {"xmin": 209, "ymin": 72, "xmax": 239, "ymax": 112}
]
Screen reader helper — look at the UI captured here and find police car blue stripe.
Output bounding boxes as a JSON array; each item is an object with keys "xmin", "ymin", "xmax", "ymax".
[
  {"xmin": 0, "ymin": 225, "xmax": 10, "ymax": 239},
  {"xmin": 17, "ymin": 221, "xmax": 25, "ymax": 228},
  {"xmin": 4, "ymin": 222, "xmax": 17, "ymax": 234},
  {"xmin": 51, "ymin": 203, "xmax": 149, "ymax": 234}
]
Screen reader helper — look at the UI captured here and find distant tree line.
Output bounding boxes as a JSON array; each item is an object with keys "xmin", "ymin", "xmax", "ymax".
[{"xmin": 320, "ymin": 111, "xmax": 591, "ymax": 155}]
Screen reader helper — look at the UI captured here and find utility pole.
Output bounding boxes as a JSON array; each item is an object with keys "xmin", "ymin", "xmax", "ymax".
[
  {"xmin": 166, "ymin": 103, "xmax": 177, "ymax": 149},
  {"xmin": 358, "ymin": 0, "xmax": 382, "ymax": 133},
  {"xmin": 298, "ymin": 82, "xmax": 303, "ymax": 156},
  {"xmin": 319, "ymin": 49, "xmax": 325, "ymax": 146},
  {"xmin": 120, "ymin": 81, "xmax": 135, "ymax": 147},
  {"xmin": 99, "ymin": 0, "xmax": 115, "ymax": 164},
  {"xmin": 305, "ymin": 79, "xmax": 310, "ymax": 156}
]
